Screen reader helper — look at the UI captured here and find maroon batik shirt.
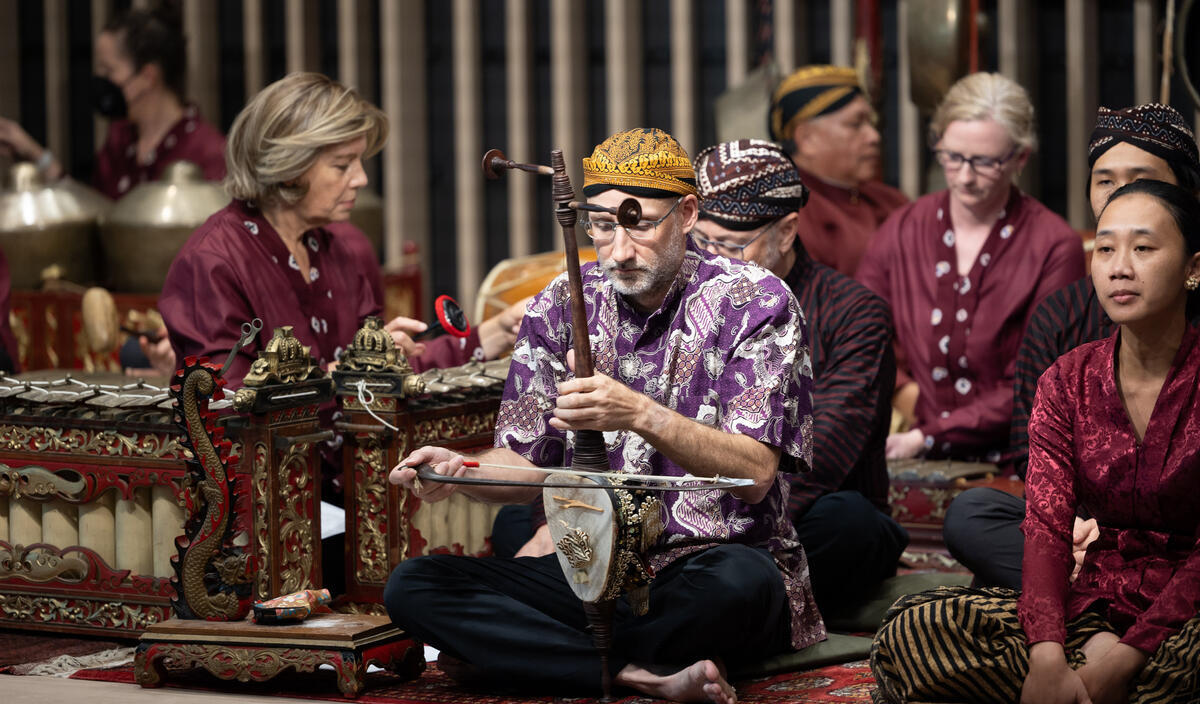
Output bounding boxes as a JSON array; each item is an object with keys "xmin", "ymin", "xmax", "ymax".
[{"xmin": 857, "ymin": 188, "xmax": 1085, "ymax": 460}]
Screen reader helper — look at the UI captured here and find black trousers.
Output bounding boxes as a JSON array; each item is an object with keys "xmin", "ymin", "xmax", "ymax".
[
  {"xmin": 941, "ymin": 487, "xmax": 1025, "ymax": 590},
  {"xmin": 383, "ymin": 544, "xmax": 792, "ymax": 693},
  {"xmin": 793, "ymin": 491, "xmax": 909, "ymax": 612}
]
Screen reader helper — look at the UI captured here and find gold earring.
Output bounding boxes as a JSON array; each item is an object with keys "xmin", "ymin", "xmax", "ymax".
[{"xmin": 1187, "ymin": 276, "xmax": 1200, "ymax": 292}]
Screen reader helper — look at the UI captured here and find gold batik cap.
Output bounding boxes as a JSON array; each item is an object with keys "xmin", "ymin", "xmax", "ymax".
[{"xmin": 582, "ymin": 127, "xmax": 698, "ymax": 198}]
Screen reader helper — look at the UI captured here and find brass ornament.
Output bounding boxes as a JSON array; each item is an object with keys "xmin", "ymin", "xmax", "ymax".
[
  {"xmin": 240, "ymin": 326, "xmax": 326, "ymax": 388},
  {"xmin": 338, "ymin": 316, "xmax": 415, "ymax": 375}
]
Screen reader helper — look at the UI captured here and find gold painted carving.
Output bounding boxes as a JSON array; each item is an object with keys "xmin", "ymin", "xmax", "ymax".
[
  {"xmin": 136, "ymin": 643, "xmax": 327, "ymax": 685},
  {"xmin": 0, "ymin": 465, "xmax": 86, "ymax": 500},
  {"xmin": 0, "ymin": 424, "xmax": 186, "ymax": 460},
  {"xmin": 0, "ymin": 544, "xmax": 89, "ymax": 582},
  {"xmin": 176, "ymin": 365, "xmax": 253, "ymax": 619},
  {"xmin": 277, "ymin": 442, "xmax": 315, "ymax": 594},
  {"xmin": 0, "ymin": 592, "xmax": 166, "ymax": 631},
  {"xmin": 353, "ymin": 437, "xmax": 389, "ymax": 585},
  {"xmin": 252, "ymin": 441, "xmax": 270, "ymax": 600},
  {"xmin": 411, "ymin": 411, "xmax": 496, "ymax": 445},
  {"xmin": 45, "ymin": 307, "xmax": 58, "ymax": 369}
]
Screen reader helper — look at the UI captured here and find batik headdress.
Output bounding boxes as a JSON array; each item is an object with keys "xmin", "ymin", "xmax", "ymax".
[
  {"xmin": 582, "ymin": 127, "xmax": 697, "ymax": 198},
  {"xmin": 770, "ymin": 65, "xmax": 863, "ymax": 144},
  {"xmin": 695, "ymin": 139, "xmax": 809, "ymax": 231},
  {"xmin": 1088, "ymin": 103, "xmax": 1199, "ymax": 171}
]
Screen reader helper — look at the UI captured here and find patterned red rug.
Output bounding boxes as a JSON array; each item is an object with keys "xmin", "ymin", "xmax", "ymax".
[{"xmin": 70, "ymin": 659, "xmax": 877, "ymax": 703}]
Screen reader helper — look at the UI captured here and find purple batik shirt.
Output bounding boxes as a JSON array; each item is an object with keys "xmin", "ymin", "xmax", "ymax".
[{"xmin": 495, "ymin": 238, "xmax": 826, "ymax": 650}]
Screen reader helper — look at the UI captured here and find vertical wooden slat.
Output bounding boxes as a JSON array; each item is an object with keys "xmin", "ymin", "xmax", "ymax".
[
  {"xmin": 506, "ymin": 0, "xmax": 535, "ymax": 258},
  {"xmin": 1133, "ymin": 0, "xmax": 1155, "ymax": 107},
  {"xmin": 669, "ymin": 0, "xmax": 696, "ymax": 155},
  {"xmin": 285, "ymin": 0, "xmax": 319, "ymax": 75},
  {"xmin": 551, "ymin": 0, "xmax": 587, "ymax": 213},
  {"xmin": 831, "ymin": 0, "xmax": 854, "ymax": 67},
  {"xmin": 998, "ymin": 0, "xmax": 1036, "ymax": 195},
  {"xmin": 605, "ymin": 0, "xmax": 643, "ymax": 134},
  {"xmin": 338, "ymin": 0, "xmax": 361, "ymax": 91},
  {"xmin": 896, "ymin": 0, "xmax": 920, "ymax": 200},
  {"xmin": 1066, "ymin": 0, "xmax": 1098, "ymax": 228},
  {"xmin": 184, "ymin": 0, "xmax": 219, "ymax": 124},
  {"xmin": 997, "ymin": 0, "xmax": 1019, "ymax": 80},
  {"xmin": 91, "ymin": 0, "xmax": 110, "ymax": 154},
  {"xmin": 452, "ymin": 0, "xmax": 483, "ymax": 307},
  {"xmin": 0, "ymin": 0, "xmax": 18, "ymax": 122},
  {"xmin": 340, "ymin": 0, "xmax": 380, "ymax": 190},
  {"xmin": 725, "ymin": 0, "xmax": 748, "ymax": 87},
  {"xmin": 244, "ymin": 0, "xmax": 265, "ymax": 101},
  {"xmin": 44, "ymin": 0, "xmax": 69, "ymax": 171},
  {"xmin": 774, "ymin": 0, "xmax": 796, "ymax": 74},
  {"xmin": 382, "ymin": 1, "xmax": 429, "ymax": 282}
]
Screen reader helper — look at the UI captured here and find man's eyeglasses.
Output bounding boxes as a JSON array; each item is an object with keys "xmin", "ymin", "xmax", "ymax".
[
  {"xmin": 690, "ymin": 218, "xmax": 780, "ymax": 260},
  {"xmin": 581, "ymin": 197, "xmax": 682, "ymax": 242},
  {"xmin": 933, "ymin": 146, "xmax": 1018, "ymax": 177}
]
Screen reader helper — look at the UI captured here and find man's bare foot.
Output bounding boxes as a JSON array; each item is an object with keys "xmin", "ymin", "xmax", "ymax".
[
  {"xmin": 437, "ymin": 652, "xmax": 484, "ymax": 685},
  {"xmin": 615, "ymin": 659, "xmax": 735, "ymax": 704}
]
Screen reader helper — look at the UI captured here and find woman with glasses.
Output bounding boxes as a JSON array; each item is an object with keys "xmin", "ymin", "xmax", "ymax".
[{"xmin": 857, "ymin": 72, "xmax": 1085, "ymax": 462}]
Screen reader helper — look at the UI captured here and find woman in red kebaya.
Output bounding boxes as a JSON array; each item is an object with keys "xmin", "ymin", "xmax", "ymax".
[{"xmin": 871, "ymin": 179, "xmax": 1200, "ymax": 703}]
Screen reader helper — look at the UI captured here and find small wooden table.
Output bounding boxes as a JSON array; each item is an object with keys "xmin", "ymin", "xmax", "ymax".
[{"xmin": 134, "ymin": 613, "xmax": 424, "ymax": 698}]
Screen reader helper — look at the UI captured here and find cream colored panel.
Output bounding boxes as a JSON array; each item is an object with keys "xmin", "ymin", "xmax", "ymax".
[
  {"xmin": 9, "ymin": 496, "xmax": 42, "ymax": 547},
  {"xmin": 115, "ymin": 488, "xmax": 153, "ymax": 575},
  {"xmin": 79, "ymin": 491, "xmax": 117, "ymax": 566},
  {"xmin": 151, "ymin": 484, "xmax": 182, "ymax": 577},
  {"xmin": 40, "ymin": 499, "xmax": 78, "ymax": 549}
]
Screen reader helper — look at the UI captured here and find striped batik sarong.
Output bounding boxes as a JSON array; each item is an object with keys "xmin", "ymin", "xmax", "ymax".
[{"xmin": 870, "ymin": 585, "xmax": 1200, "ymax": 704}]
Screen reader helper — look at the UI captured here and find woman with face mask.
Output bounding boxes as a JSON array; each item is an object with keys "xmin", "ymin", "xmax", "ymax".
[{"xmin": 0, "ymin": 2, "xmax": 225, "ymax": 200}]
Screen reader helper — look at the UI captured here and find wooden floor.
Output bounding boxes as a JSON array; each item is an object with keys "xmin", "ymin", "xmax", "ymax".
[{"xmin": 6, "ymin": 675, "xmax": 302, "ymax": 703}]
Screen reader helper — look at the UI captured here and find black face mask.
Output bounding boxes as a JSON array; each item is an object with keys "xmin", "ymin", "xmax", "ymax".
[{"xmin": 90, "ymin": 75, "xmax": 128, "ymax": 119}]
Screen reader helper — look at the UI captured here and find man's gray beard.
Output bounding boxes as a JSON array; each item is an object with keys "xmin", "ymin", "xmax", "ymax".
[{"xmin": 600, "ymin": 223, "xmax": 686, "ymax": 299}]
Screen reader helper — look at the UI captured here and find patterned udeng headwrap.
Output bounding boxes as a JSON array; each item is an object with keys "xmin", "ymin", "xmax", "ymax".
[
  {"xmin": 770, "ymin": 65, "xmax": 863, "ymax": 143},
  {"xmin": 695, "ymin": 139, "xmax": 810, "ymax": 231},
  {"xmin": 1088, "ymin": 103, "xmax": 1199, "ymax": 171},
  {"xmin": 582, "ymin": 127, "xmax": 697, "ymax": 198}
]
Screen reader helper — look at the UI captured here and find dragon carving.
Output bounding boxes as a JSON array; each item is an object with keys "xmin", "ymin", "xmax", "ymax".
[{"xmin": 170, "ymin": 357, "xmax": 257, "ymax": 620}]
